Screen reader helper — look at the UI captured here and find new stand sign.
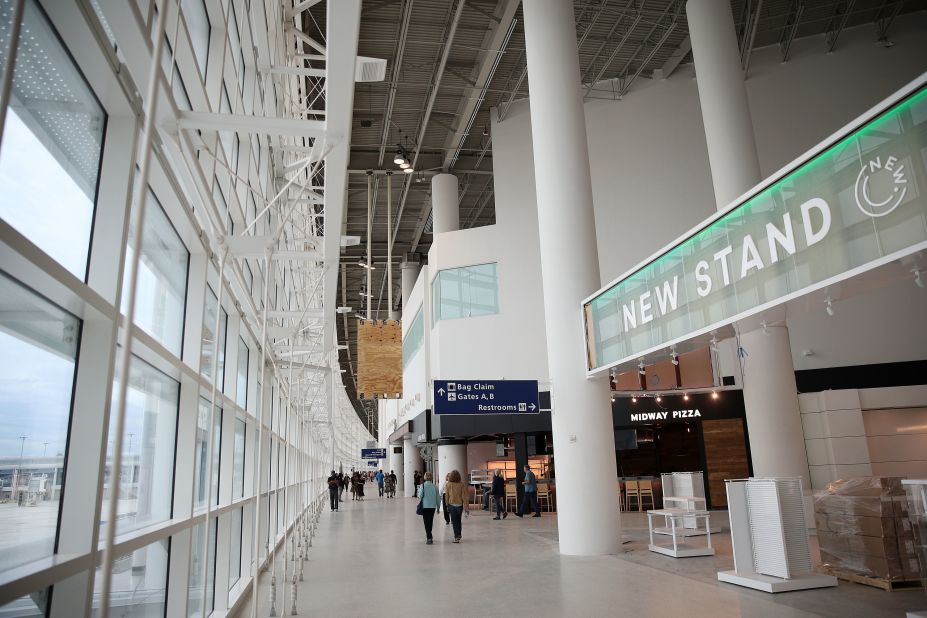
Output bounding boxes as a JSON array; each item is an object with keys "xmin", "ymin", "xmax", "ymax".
[
  {"xmin": 433, "ymin": 380, "xmax": 540, "ymax": 415},
  {"xmin": 583, "ymin": 77, "xmax": 927, "ymax": 374}
]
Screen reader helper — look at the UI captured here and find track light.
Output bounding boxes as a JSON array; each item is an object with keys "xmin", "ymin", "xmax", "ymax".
[
  {"xmin": 655, "ymin": 396, "xmax": 662, "ymax": 403},
  {"xmin": 761, "ymin": 321, "xmax": 770, "ymax": 336},
  {"xmin": 711, "ymin": 391, "xmax": 719, "ymax": 399},
  {"xmin": 825, "ymin": 297, "xmax": 834, "ymax": 317},
  {"xmin": 683, "ymin": 393, "xmax": 689, "ymax": 401},
  {"xmin": 671, "ymin": 349, "xmax": 679, "ymax": 366},
  {"xmin": 631, "ymin": 397, "xmax": 637, "ymax": 403},
  {"xmin": 638, "ymin": 359, "xmax": 646, "ymax": 375},
  {"xmin": 915, "ymin": 269, "xmax": 924, "ymax": 289}
]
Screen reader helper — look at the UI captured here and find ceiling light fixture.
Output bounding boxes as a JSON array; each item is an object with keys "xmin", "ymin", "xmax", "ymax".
[
  {"xmin": 631, "ymin": 397, "xmax": 637, "ymax": 403},
  {"xmin": 399, "ymin": 161, "xmax": 410, "ymax": 169},
  {"xmin": 638, "ymin": 359, "xmax": 646, "ymax": 375},
  {"xmin": 683, "ymin": 393, "xmax": 689, "ymax": 401},
  {"xmin": 403, "ymin": 167, "xmax": 414, "ymax": 174},
  {"xmin": 711, "ymin": 391, "xmax": 719, "ymax": 399},
  {"xmin": 655, "ymin": 396, "xmax": 662, "ymax": 403},
  {"xmin": 915, "ymin": 269, "xmax": 923, "ymax": 289},
  {"xmin": 393, "ymin": 150, "xmax": 404, "ymax": 165},
  {"xmin": 825, "ymin": 297, "xmax": 835, "ymax": 317}
]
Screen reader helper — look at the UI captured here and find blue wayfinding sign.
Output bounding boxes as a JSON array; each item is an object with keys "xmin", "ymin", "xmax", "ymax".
[
  {"xmin": 361, "ymin": 448, "xmax": 387, "ymax": 459},
  {"xmin": 433, "ymin": 380, "xmax": 540, "ymax": 415}
]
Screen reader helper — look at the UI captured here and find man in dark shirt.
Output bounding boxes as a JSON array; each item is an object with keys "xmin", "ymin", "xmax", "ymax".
[
  {"xmin": 516, "ymin": 465, "xmax": 541, "ymax": 518},
  {"xmin": 327, "ymin": 470, "xmax": 340, "ymax": 511}
]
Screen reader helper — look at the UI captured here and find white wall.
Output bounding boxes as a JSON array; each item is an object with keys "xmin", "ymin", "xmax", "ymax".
[{"xmin": 492, "ymin": 15, "xmax": 927, "ymax": 372}]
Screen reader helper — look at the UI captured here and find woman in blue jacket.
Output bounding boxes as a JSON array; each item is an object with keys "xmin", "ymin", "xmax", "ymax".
[{"xmin": 417, "ymin": 472, "xmax": 441, "ymax": 544}]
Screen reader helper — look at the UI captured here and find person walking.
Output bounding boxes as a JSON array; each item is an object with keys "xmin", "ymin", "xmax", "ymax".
[
  {"xmin": 338, "ymin": 472, "xmax": 345, "ymax": 502},
  {"xmin": 387, "ymin": 470, "xmax": 397, "ymax": 498},
  {"xmin": 357, "ymin": 472, "xmax": 366, "ymax": 500},
  {"xmin": 376, "ymin": 469, "xmax": 385, "ymax": 497},
  {"xmin": 413, "ymin": 470, "xmax": 422, "ymax": 497},
  {"xmin": 491, "ymin": 469, "xmax": 508, "ymax": 520},
  {"xmin": 445, "ymin": 470, "xmax": 469, "ymax": 543},
  {"xmin": 327, "ymin": 470, "xmax": 340, "ymax": 511},
  {"xmin": 441, "ymin": 473, "xmax": 452, "ymax": 526},
  {"xmin": 516, "ymin": 464, "xmax": 541, "ymax": 518},
  {"xmin": 417, "ymin": 472, "xmax": 440, "ymax": 544}
]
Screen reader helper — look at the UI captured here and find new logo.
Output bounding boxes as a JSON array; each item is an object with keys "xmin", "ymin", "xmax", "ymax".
[{"xmin": 854, "ymin": 155, "xmax": 907, "ymax": 218}]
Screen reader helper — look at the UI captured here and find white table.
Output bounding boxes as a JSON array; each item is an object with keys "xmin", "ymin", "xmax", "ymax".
[{"xmin": 647, "ymin": 509, "xmax": 715, "ymax": 558}]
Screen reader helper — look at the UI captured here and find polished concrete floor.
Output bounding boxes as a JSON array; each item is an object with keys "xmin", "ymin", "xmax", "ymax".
[{"xmin": 241, "ymin": 494, "xmax": 925, "ymax": 617}]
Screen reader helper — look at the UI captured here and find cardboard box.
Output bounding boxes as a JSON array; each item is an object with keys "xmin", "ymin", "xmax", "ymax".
[{"xmin": 820, "ymin": 550, "xmax": 906, "ymax": 579}]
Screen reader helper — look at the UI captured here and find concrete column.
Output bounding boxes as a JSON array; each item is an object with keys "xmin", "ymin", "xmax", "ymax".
[
  {"xmin": 403, "ymin": 436, "xmax": 423, "ymax": 497},
  {"xmin": 389, "ymin": 445, "xmax": 404, "ymax": 493},
  {"xmin": 400, "ymin": 256, "xmax": 421, "ymax": 318},
  {"xmin": 686, "ymin": 0, "xmax": 761, "ymax": 208},
  {"xmin": 436, "ymin": 442, "xmax": 467, "ymax": 481},
  {"xmin": 523, "ymin": 0, "xmax": 620, "ymax": 556},
  {"xmin": 431, "ymin": 173, "xmax": 459, "ymax": 235},
  {"xmin": 739, "ymin": 327, "xmax": 812, "ymax": 488},
  {"xmin": 688, "ymin": 0, "xmax": 811, "ymax": 490}
]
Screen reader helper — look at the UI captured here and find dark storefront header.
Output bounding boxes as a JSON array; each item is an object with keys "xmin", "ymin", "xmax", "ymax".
[{"xmin": 612, "ymin": 391, "xmax": 745, "ymax": 427}]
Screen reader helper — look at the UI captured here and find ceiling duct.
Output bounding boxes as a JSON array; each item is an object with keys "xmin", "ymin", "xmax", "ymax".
[{"xmin": 355, "ymin": 56, "xmax": 387, "ymax": 82}]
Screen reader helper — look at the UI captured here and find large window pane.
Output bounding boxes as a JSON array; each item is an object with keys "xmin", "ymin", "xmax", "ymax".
[
  {"xmin": 232, "ymin": 418, "xmax": 245, "ymax": 500},
  {"xmin": 105, "ymin": 356, "xmax": 178, "ymax": 536},
  {"xmin": 228, "ymin": 507, "xmax": 242, "ymax": 589},
  {"xmin": 182, "ymin": 0, "xmax": 210, "ymax": 76},
  {"xmin": 236, "ymin": 337, "xmax": 248, "ymax": 408},
  {"xmin": 0, "ymin": 0, "xmax": 106, "ymax": 278},
  {"xmin": 201, "ymin": 286, "xmax": 227, "ymax": 388},
  {"xmin": 92, "ymin": 538, "xmax": 169, "ymax": 617},
  {"xmin": 194, "ymin": 398, "xmax": 221, "ymax": 508},
  {"xmin": 0, "ymin": 272, "xmax": 79, "ymax": 572},
  {"xmin": 402, "ymin": 308, "xmax": 424, "ymax": 370},
  {"xmin": 188, "ymin": 519, "xmax": 216, "ymax": 618},
  {"xmin": 432, "ymin": 262, "xmax": 499, "ymax": 325},
  {"xmin": 123, "ymin": 190, "xmax": 189, "ymax": 356}
]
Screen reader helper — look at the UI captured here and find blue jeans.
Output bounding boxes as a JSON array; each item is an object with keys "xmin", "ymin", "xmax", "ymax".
[
  {"xmin": 448, "ymin": 504, "xmax": 463, "ymax": 538},
  {"xmin": 519, "ymin": 491, "xmax": 540, "ymax": 516}
]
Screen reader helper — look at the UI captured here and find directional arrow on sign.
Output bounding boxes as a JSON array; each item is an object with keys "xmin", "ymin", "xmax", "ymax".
[
  {"xmin": 529, "ymin": 403, "xmax": 536, "ymax": 411},
  {"xmin": 437, "ymin": 387, "xmax": 446, "ymax": 396}
]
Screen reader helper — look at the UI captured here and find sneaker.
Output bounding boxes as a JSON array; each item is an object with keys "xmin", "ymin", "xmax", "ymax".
[
  {"xmin": 453, "ymin": 538, "xmax": 460, "ymax": 543},
  {"xmin": 532, "ymin": 514, "xmax": 541, "ymax": 518},
  {"xmin": 492, "ymin": 516, "xmax": 501, "ymax": 520},
  {"xmin": 482, "ymin": 507, "xmax": 489, "ymax": 511},
  {"xmin": 503, "ymin": 512, "xmax": 508, "ymax": 519},
  {"xmin": 515, "ymin": 513, "xmax": 523, "ymax": 518},
  {"xmin": 426, "ymin": 539, "xmax": 433, "ymax": 545}
]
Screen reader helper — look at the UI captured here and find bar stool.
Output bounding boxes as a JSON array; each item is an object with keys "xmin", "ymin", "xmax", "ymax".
[
  {"xmin": 505, "ymin": 484, "xmax": 518, "ymax": 512},
  {"xmin": 638, "ymin": 479, "xmax": 655, "ymax": 511},
  {"xmin": 625, "ymin": 479, "xmax": 640, "ymax": 511},
  {"xmin": 537, "ymin": 483, "xmax": 551, "ymax": 512}
]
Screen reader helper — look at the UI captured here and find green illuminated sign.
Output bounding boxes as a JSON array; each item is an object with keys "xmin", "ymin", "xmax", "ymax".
[{"xmin": 583, "ymin": 80, "xmax": 927, "ymax": 374}]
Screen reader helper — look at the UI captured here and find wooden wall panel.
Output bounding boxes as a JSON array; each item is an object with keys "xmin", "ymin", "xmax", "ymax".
[
  {"xmin": 702, "ymin": 418, "xmax": 749, "ymax": 508},
  {"xmin": 357, "ymin": 320, "xmax": 402, "ymax": 399}
]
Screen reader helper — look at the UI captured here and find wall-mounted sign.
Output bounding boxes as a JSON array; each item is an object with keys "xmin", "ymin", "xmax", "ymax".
[
  {"xmin": 361, "ymin": 448, "xmax": 387, "ymax": 459},
  {"xmin": 612, "ymin": 391, "xmax": 745, "ymax": 426},
  {"xmin": 433, "ymin": 380, "xmax": 540, "ymax": 415},
  {"xmin": 584, "ymin": 79, "xmax": 927, "ymax": 374}
]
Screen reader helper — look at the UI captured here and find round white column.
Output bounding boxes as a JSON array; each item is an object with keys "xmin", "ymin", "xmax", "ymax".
[
  {"xmin": 389, "ymin": 444, "xmax": 404, "ymax": 493},
  {"xmin": 431, "ymin": 173, "xmax": 459, "ymax": 235},
  {"xmin": 403, "ymin": 436, "xmax": 423, "ymax": 497},
  {"xmin": 686, "ymin": 0, "xmax": 762, "ymax": 208},
  {"xmin": 436, "ymin": 442, "xmax": 467, "ymax": 481},
  {"xmin": 400, "ymin": 258, "xmax": 421, "ymax": 318},
  {"xmin": 687, "ymin": 0, "xmax": 811, "ymax": 490},
  {"xmin": 523, "ymin": 0, "xmax": 620, "ymax": 556},
  {"xmin": 739, "ymin": 326, "xmax": 812, "ymax": 487}
]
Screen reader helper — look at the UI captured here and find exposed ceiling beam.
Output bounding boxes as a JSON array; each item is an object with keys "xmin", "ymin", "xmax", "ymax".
[{"xmin": 440, "ymin": 0, "xmax": 519, "ymax": 171}]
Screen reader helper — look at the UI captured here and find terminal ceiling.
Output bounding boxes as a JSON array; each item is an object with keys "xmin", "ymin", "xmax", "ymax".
[{"xmin": 304, "ymin": 0, "xmax": 920, "ymax": 432}]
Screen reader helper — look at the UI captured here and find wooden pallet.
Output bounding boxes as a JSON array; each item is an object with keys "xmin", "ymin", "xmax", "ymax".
[{"xmin": 819, "ymin": 566, "xmax": 922, "ymax": 591}]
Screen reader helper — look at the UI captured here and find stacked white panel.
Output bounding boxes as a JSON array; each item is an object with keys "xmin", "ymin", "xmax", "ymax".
[
  {"xmin": 777, "ymin": 477, "xmax": 813, "ymax": 575},
  {"xmin": 746, "ymin": 480, "xmax": 790, "ymax": 578}
]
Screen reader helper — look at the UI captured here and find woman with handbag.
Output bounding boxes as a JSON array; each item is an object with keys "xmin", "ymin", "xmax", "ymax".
[{"xmin": 416, "ymin": 472, "xmax": 440, "ymax": 544}]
